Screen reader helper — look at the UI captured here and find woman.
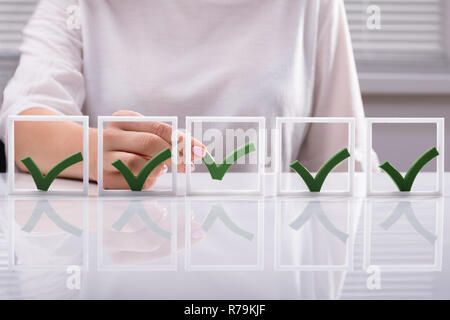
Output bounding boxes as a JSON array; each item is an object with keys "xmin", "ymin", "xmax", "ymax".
[{"xmin": 0, "ymin": 0, "xmax": 370, "ymax": 189}]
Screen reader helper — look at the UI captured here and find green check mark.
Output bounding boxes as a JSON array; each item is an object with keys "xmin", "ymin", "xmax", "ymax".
[
  {"xmin": 21, "ymin": 152, "xmax": 83, "ymax": 191},
  {"xmin": 289, "ymin": 148, "xmax": 350, "ymax": 192},
  {"xmin": 379, "ymin": 147, "xmax": 439, "ymax": 192},
  {"xmin": 203, "ymin": 142, "xmax": 256, "ymax": 180},
  {"xmin": 112, "ymin": 148, "xmax": 171, "ymax": 191}
]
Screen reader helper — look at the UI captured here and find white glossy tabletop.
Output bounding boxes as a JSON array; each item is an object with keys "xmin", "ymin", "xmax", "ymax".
[{"xmin": 0, "ymin": 172, "xmax": 449, "ymax": 300}]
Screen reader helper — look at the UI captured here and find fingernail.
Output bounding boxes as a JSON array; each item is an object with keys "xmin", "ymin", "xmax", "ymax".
[
  {"xmin": 191, "ymin": 227, "xmax": 206, "ymax": 239},
  {"xmin": 193, "ymin": 146, "xmax": 206, "ymax": 157},
  {"xmin": 161, "ymin": 165, "xmax": 168, "ymax": 175}
]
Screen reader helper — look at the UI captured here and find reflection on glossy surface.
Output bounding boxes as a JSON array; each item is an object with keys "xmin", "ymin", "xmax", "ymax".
[
  {"xmin": 10, "ymin": 199, "xmax": 87, "ymax": 270},
  {"xmin": 202, "ymin": 205, "xmax": 254, "ymax": 241},
  {"xmin": 289, "ymin": 201, "xmax": 349, "ymax": 243},
  {"xmin": 342, "ymin": 197, "xmax": 447, "ymax": 299},
  {"xmin": 22, "ymin": 200, "xmax": 82, "ymax": 237},
  {"xmin": 111, "ymin": 200, "xmax": 171, "ymax": 239},
  {"xmin": 0, "ymin": 199, "xmax": 87, "ymax": 299},
  {"xmin": 0, "ymin": 191, "xmax": 448, "ymax": 299},
  {"xmin": 363, "ymin": 198, "xmax": 443, "ymax": 273},
  {"xmin": 185, "ymin": 200, "xmax": 263, "ymax": 271},
  {"xmin": 100, "ymin": 200, "xmax": 177, "ymax": 271},
  {"xmin": 379, "ymin": 201, "xmax": 437, "ymax": 243},
  {"xmin": 275, "ymin": 199, "xmax": 357, "ymax": 273}
]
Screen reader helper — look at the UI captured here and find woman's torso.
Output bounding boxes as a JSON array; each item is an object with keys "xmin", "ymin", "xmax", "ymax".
[{"xmin": 80, "ymin": 0, "xmax": 320, "ymax": 131}]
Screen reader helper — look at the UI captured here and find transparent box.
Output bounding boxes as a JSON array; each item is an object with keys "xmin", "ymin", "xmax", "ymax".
[
  {"xmin": 97, "ymin": 116, "xmax": 178, "ymax": 196},
  {"xmin": 97, "ymin": 199, "xmax": 178, "ymax": 271},
  {"xmin": 185, "ymin": 199, "xmax": 263, "ymax": 271},
  {"xmin": 363, "ymin": 198, "xmax": 443, "ymax": 272},
  {"xmin": 185, "ymin": 117, "xmax": 265, "ymax": 195},
  {"xmin": 275, "ymin": 198, "xmax": 356, "ymax": 271},
  {"xmin": 8, "ymin": 199, "xmax": 88, "ymax": 271},
  {"xmin": 7, "ymin": 115, "xmax": 89, "ymax": 196},
  {"xmin": 276, "ymin": 117, "xmax": 355, "ymax": 196},
  {"xmin": 366, "ymin": 118, "xmax": 444, "ymax": 196}
]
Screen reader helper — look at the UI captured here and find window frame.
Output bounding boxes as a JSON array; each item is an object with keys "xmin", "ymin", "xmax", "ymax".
[
  {"xmin": 1, "ymin": 1, "xmax": 450, "ymax": 95},
  {"xmin": 355, "ymin": 1, "xmax": 450, "ymax": 95}
]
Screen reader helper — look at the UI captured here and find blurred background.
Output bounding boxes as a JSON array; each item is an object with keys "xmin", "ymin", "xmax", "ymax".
[{"xmin": 0, "ymin": 0, "xmax": 449, "ymax": 172}]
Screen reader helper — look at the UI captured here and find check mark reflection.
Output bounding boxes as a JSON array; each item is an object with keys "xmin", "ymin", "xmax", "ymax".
[
  {"xmin": 289, "ymin": 201, "xmax": 348, "ymax": 243},
  {"xmin": 22, "ymin": 200, "xmax": 82, "ymax": 237},
  {"xmin": 380, "ymin": 201, "xmax": 437, "ymax": 244},
  {"xmin": 112, "ymin": 200, "xmax": 171, "ymax": 239},
  {"xmin": 202, "ymin": 205, "xmax": 254, "ymax": 241}
]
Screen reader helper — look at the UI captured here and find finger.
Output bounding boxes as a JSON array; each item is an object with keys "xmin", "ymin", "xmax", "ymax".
[
  {"xmin": 104, "ymin": 170, "xmax": 164, "ymax": 190},
  {"xmin": 111, "ymin": 110, "xmax": 144, "ymax": 117},
  {"xmin": 104, "ymin": 228, "xmax": 168, "ymax": 253},
  {"xmin": 107, "ymin": 110, "xmax": 146, "ymax": 133},
  {"xmin": 109, "ymin": 120, "xmax": 173, "ymax": 145},
  {"xmin": 176, "ymin": 132, "xmax": 206, "ymax": 163},
  {"xmin": 142, "ymin": 176, "xmax": 159, "ymax": 190},
  {"xmin": 103, "ymin": 152, "xmax": 167, "ymax": 190},
  {"xmin": 103, "ymin": 200, "xmax": 169, "ymax": 233},
  {"xmin": 191, "ymin": 136, "xmax": 207, "ymax": 161},
  {"xmin": 108, "ymin": 110, "xmax": 204, "ymax": 168},
  {"xmin": 103, "ymin": 172, "xmax": 132, "ymax": 190},
  {"xmin": 176, "ymin": 163, "xmax": 196, "ymax": 173},
  {"xmin": 109, "ymin": 110, "xmax": 205, "ymax": 164},
  {"xmin": 105, "ymin": 152, "xmax": 166, "ymax": 177},
  {"xmin": 190, "ymin": 221, "xmax": 206, "ymax": 246},
  {"xmin": 108, "ymin": 242, "xmax": 173, "ymax": 265},
  {"xmin": 106, "ymin": 132, "xmax": 175, "ymax": 171},
  {"xmin": 103, "ymin": 129, "xmax": 171, "ymax": 158}
]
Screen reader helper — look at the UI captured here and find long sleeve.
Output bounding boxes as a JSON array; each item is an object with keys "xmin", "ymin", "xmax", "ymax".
[
  {"xmin": 298, "ymin": 0, "xmax": 378, "ymax": 171},
  {"xmin": 0, "ymin": 0, "xmax": 84, "ymax": 142}
]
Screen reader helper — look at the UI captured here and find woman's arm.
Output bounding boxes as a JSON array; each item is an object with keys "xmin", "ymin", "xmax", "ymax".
[
  {"xmin": 5, "ymin": 0, "xmax": 205, "ymax": 189},
  {"xmin": 0, "ymin": 0, "xmax": 87, "ymax": 173},
  {"xmin": 15, "ymin": 107, "xmax": 98, "ymax": 181},
  {"xmin": 15, "ymin": 107, "xmax": 205, "ymax": 189}
]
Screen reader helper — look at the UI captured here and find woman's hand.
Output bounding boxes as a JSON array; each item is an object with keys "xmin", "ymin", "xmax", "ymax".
[
  {"xmin": 14, "ymin": 108, "xmax": 205, "ymax": 190},
  {"xmin": 101, "ymin": 110, "xmax": 206, "ymax": 190}
]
